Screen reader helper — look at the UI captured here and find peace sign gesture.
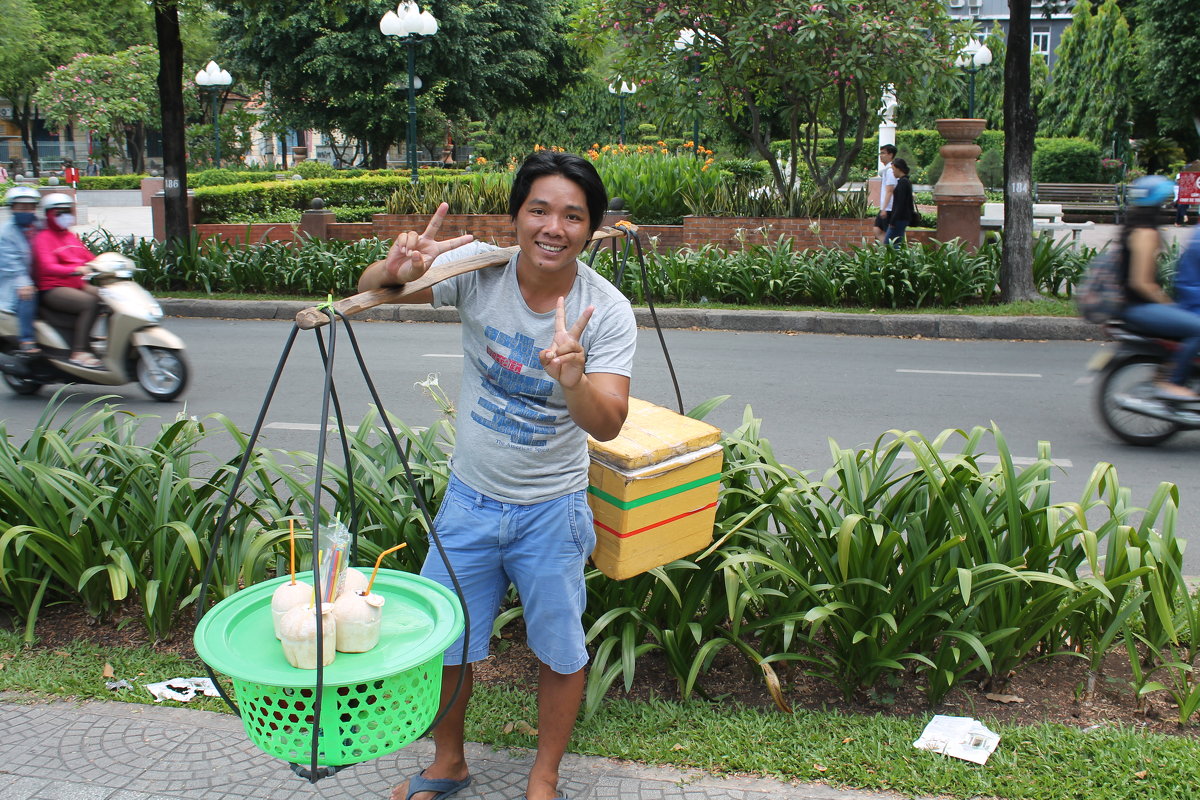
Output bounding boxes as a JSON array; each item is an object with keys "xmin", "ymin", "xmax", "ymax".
[
  {"xmin": 377, "ymin": 202, "xmax": 475, "ymax": 286},
  {"xmin": 539, "ymin": 297, "xmax": 594, "ymax": 388}
]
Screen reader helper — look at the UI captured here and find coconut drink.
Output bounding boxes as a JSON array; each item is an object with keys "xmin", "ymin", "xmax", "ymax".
[
  {"xmin": 333, "ymin": 591, "xmax": 385, "ymax": 653},
  {"xmin": 341, "ymin": 567, "xmax": 369, "ymax": 598},
  {"xmin": 270, "ymin": 580, "xmax": 312, "ymax": 639},
  {"xmin": 278, "ymin": 603, "xmax": 336, "ymax": 669}
]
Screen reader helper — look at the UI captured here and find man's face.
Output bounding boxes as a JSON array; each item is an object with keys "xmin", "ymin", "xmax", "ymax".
[
  {"xmin": 879, "ymin": 150, "xmax": 894, "ymax": 164},
  {"xmin": 10, "ymin": 202, "xmax": 35, "ymax": 214},
  {"xmin": 514, "ymin": 174, "xmax": 591, "ymax": 276}
]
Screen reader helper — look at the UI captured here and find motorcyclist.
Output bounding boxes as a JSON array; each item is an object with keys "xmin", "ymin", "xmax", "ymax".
[
  {"xmin": 31, "ymin": 192, "xmax": 102, "ymax": 368},
  {"xmin": 1119, "ymin": 175, "xmax": 1200, "ymax": 400},
  {"xmin": 0, "ymin": 186, "xmax": 42, "ymax": 354}
]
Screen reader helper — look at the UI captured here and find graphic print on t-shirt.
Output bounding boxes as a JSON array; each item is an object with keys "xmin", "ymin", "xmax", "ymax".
[{"xmin": 470, "ymin": 325, "xmax": 557, "ymax": 447}]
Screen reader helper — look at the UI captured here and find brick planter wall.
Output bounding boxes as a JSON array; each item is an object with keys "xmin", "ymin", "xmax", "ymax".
[{"xmin": 191, "ymin": 213, "xmax": 937, "ymax": 251}]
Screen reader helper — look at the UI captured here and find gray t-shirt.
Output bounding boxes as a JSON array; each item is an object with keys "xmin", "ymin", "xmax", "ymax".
[{"xmin": 431, "ymin": 242, "xmax": 637, "ymax": 504}]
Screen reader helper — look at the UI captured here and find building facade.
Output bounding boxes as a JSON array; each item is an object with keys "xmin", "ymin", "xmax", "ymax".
[{"xmin": 945, "ymin": 0, "xmax": 1076, "ymax": 70}]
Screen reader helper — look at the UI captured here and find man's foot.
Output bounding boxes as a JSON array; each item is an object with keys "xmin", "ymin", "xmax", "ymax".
[
  {"xmin": 68, "ymin": 352, "xmax": 103, "ymax": 369},
  {"xmin": 1154, "ymin": 381, "xmax": 1200, "ymax": 401},
  {"xmin": 18, "ymin": 341, "xmax": 40, "ymax": 355},
  {"xmin": 389, "ymin": 768, "xmax": 471, "ymax": 800},
  {"xmin": 525, "ymin": 773, "xmax": 564, "ymax": 800}
]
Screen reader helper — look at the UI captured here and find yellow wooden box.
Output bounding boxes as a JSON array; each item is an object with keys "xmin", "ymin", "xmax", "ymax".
[{"xmin": 586, "ymin": 397, "xmax": 723, "ymax": 580}]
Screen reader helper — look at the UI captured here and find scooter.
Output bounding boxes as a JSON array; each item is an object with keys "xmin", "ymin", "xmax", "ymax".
[
  {"xmin": 1091, "ymin": 321, "xmax": 1200, "ymax": 446},
  {"xmin": 0, "ymin": 252, "xmax": 189, "ymax": 401}
]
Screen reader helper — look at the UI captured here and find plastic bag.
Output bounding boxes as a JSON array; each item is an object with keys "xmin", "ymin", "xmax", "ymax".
[{"xmin": 316, "ymin": 518, "xmax": 352, "ymax": 604}]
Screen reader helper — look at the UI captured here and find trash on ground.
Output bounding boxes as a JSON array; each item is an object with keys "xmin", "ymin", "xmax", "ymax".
[
  {"xmin": 105, "ymin": 679, "xmax": 132, "ymax": 691},
  {"xmin": 144, "ymin": 677, "xmax": 220, "ymax": 703},
  {"xmin": 913, "ymin": 714, "xmax": 1001, "ymax": 765}
]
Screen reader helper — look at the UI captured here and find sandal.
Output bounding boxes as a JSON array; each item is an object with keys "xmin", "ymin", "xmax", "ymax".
[
  {"xmin": 68, "ymin": 352, "xmax": 103, "ymax": 369},
  {"xmin": 18, "ymin": 341, "xmax": 40, "ymax": 355}
]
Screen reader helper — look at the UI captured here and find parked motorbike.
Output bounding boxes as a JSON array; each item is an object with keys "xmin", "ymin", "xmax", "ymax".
[
  {"xmin": 1092, "ymin": 321, "xmax": 1200, "ymax": 446},
  {"xmin": 0, "ymin": 252, "xmax": 188, "ymax": 401}
]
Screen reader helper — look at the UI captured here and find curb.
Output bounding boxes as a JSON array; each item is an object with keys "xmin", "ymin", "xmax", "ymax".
[{"xmin": 159, "ymin": 298, "xmax": 1101, "ymax": 341}]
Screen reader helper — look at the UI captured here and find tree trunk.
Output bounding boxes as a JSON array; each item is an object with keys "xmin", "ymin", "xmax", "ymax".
[
  {"xmin": 155, "ymin": 1, "xmax": 189, "ymax": 247},
  {"xmin": 12, "ymin": 100, "xmax": 40, "ymax": 177},
  {"xmin": 1002, "ymin": 0, "xmax": 1040, "ymax": 302}
]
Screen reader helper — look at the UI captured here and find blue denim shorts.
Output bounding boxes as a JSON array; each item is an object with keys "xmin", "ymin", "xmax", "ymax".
[{"xmin": 421, "ymin": 474, "xmax": 596, "ymax": 674}]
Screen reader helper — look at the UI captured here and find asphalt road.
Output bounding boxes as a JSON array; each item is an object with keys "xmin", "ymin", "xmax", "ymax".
[{"xmin": 3, "ymin": 316, "xmax": 1197, "ymax": 572}]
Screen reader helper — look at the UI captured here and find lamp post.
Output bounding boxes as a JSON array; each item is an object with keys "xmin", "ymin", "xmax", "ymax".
[
  {"xmin": 608, "ymin": 79, "xmax": 637, "ymax": 146},
  {"xmin": 194, "ymin": 61, "xmax": 233, "ymax": 167},
  {"xmin": 955, "ymin": 38, "xmax": 992, "ymax": 119},
  {"xmin": 673, "ymin": 30, "xmax": 701, "ymax": 155},
  {"xmin": 380, "ymin": 2, "xmax": 438, "ymax": 184}
]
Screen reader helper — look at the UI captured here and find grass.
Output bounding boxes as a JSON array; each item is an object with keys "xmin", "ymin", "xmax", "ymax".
[
  {"xmin": 157, "ymin": 291, "xmax": 1079, "ymax": 318},
  {"xmin": 3, "ymin": 630, "xmax": 1197, "ymax": 800}
]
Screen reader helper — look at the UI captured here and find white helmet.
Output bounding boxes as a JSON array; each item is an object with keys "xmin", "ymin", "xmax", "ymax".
[
  {"xmin": 4, "ymin": 186, "xmax": 40, "ymax": 206},
  {"xmin": 39, "ymin": 192, "xmax": 75, "ymax": 212}
]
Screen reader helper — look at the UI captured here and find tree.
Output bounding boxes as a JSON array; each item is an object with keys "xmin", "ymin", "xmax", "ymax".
[
  {"xmin": 213, "ymin": 0, "xmax": 583, "ymax": 168},
  {"xmin": 1133, "ymin": 0, "xmax": 1200, "ymax": 153},
  {"xmin": 0, "ymin": 0, "xmax": 52, "ymax": 175},
  {"xmin": 33, "ymin": 46, "xmax": 161, "ymax": 173},
  {"xmin": 1038, "ymin": 0, "xmax": 1133, "ymax": 147},
  {"xmin": 1001, "ymin": 0, "xmax": 1043, "ymax": 303},
  {"xmin": 580, "ymin": 0, "xmax": 970, "ymax": 200}
]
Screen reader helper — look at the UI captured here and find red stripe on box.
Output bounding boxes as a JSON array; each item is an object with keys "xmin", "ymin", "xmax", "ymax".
[{"xmin": 593, "ymin": 501, "xmax": 718, "ymax": 539}]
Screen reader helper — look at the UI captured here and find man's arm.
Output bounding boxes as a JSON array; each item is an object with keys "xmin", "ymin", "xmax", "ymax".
[{"xmin": 357, "ymin": 202, "xmax": 473, "ymax": 304}]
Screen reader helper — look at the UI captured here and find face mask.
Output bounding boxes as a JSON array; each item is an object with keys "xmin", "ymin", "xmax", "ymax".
[
  {"xmin": 50, "ymin": 212, "xmax": 75, "ymax": 229},
  {"xmin": 12, "ymin": 212, "xmax": 35, "ymax": 228}
]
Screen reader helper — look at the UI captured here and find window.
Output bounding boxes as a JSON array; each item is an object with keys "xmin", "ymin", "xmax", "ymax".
[
  {"xmin": 948, "ymin": 0, "xmax": 965, "ymax": 6},
  {"xmin": 1032, "ymin": 25, "xmax": 1051, "ymax": 56}
]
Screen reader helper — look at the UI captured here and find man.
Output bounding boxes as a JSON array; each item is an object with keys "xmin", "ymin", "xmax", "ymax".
[
  {"xmin": 0, "ymin": 186, "xmax": 43, "ymax": 354},
  {"xmin": 358, "ymin": 151, "xmax": 637, "ymax": 800},
  {"xmin": 874, "ymin": 144, "xmax": 898, "ymax": 243}
]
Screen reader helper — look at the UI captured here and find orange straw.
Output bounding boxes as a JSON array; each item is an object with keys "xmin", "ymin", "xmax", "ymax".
[
  {"xmin": 366, "ymin": 543, "xmax": 409, "ymax": 595},
  {"xmin": 288, "ymin": 519, "xmax": 297, "ymax": 584}
]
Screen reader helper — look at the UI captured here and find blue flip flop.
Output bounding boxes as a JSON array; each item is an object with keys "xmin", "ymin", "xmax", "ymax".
[{"xmin": 405, "ymin": 771, "xmax": 472, "ymax": 800}]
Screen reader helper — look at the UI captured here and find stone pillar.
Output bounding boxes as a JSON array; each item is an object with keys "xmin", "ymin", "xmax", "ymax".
[
  {"xmin": 300, "ymin": 198, "xmax": 334, "ymax": 240},
  {"xmin": 933, "ymin": 118, "xmax": 987, "ymax": 250},
  {"xmin": 151, "ymin": 191, "xmax": 195, "ymax": 242},
  {"xmin": 140, "ymin": 176, "xmax": 164, "ymax": 206}
]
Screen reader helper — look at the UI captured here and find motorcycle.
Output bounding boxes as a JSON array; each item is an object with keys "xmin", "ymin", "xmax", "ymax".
[
  {"xmin": 1092, "ymin": 321, "xmax": 1200, "ymax": 446},
  {"xmin": 0, "ymin": 252, "xmax": 189, "ymax": 401}
]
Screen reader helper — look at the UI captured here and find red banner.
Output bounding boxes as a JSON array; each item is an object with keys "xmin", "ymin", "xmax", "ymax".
[
  {"xmin": 63, "ymin": 166, "xmax": 79, "ymax": 187},
  {"xmin": 1178, "ymin": 172, "xmax": 1200, "ymax": 205}
]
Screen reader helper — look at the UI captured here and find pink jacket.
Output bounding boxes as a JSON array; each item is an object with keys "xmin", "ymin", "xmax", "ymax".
[{"xmin": 33, "ymin": 227, "xmax": 93, "ymax": 291}]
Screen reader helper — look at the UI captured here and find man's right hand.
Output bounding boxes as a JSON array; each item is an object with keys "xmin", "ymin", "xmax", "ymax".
[{"xmin": 366, "ymin": 202, "xmax": 475, "ymax": 289}]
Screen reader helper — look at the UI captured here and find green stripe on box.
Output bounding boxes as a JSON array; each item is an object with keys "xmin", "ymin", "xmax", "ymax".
[{"xmin": 587, "ymin": 473, "xmax": 721, "ymax": 510}]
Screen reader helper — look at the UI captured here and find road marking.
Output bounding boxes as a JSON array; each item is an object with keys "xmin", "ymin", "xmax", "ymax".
[
  {"xmin": 423, "ymin": 353, "xmax": 463, "ymax": 358},
  {"xmin": 896, "ymin": 368, "xmax": 1042, "ymax": 378},
  {"xmin": 266, "ymin": 422, "xmax": 360, "ymax": 432},
  {"xmin": 895, "ymin": 452, "xmax": 1072, "ymax": 468}
]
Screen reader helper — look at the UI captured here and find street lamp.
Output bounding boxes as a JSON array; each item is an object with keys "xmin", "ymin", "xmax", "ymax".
[
  {"xmin": 380, "ymin": 1, "xmax": 438, "ymax": 184},
  {"xmin": 955, "ymin": 38, "xmax": 992, "ymax": 119},
  {"xmin": 608, "ymin": 79, "xmax": 637, "ymax": 146},
  {"xmin": 194, "ymin": 61, "xmax": 233, "ymax": 167},
  {"xmin": 673, "ymin": 30, "xmax": 702, "ymax": 155}
]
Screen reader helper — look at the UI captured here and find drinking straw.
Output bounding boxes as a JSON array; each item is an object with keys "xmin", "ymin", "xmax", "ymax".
[
  {"xmin": 366, "ymin": 543, "xmax": 409, "ymax": 595},
  {"xmin": 288, "ymin": 519, "xmax": 297, "ymax": 584}
]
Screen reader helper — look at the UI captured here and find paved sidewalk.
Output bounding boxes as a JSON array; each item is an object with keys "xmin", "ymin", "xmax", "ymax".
[{"xmin": 0, "ymin": 699, "xmax": 903, "ymax": 800}]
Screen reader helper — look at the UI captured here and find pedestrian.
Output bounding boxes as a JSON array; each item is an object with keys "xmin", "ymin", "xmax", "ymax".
[
  {"xmin": 357, "ymin": 150, "xmax": 637, "ymax": 800},
  {"xmin": 0, "ymin": 186, "xmax": 42, "ymax": 354},
  {"xmin": 31, "ymin": 192, "xmax": 103, "ymax": 368},
  {"xmin": 873, "ymin": 143, "xmax": 898, "ymax": 243},
  {"xmin": 884, "ymin": 158, "xmax": 916, "ymax": 248},
  {"xmin": 86, "ymin": 158, "xmax": 99, "ymax": 177},
  {"xmin": 1118, "ymin": 175, "xmax": 1200, "ymax": 400}
]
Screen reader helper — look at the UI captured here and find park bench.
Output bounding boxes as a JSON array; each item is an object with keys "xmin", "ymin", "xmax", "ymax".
[
  {"xmin": 980, "ymin": 202, "xmax": 1094, "ymax": 248},
  {"xmin": 1033, "ymin": 183, "xmax": 1124, "ymax": 223}
]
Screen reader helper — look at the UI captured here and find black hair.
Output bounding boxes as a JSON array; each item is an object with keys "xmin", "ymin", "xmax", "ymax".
[
  {"xmin": 879, "ymin": 144, "xmax": 898, "ymax": 156},
  {"xmin": 892, "ymin": 158, "xmax": 910, "ymax": 175},
  {"xmin": 509, "ymin": 151, "xmax": 608, "ymax": 235}
]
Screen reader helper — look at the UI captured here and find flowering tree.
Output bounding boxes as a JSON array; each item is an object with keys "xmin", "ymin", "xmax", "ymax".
[
  {"xmin": 33, "ymin": 45, "xmax": 161, "ymax": 173},
  {"xmin": 579, "ymin": 0, "xmax": 969, "ymax": 199}
]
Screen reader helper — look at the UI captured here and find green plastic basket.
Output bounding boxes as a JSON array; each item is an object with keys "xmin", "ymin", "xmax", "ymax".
[{"xmin": 194, "ymin": 569, "xmax": 463, "ymax": 766}]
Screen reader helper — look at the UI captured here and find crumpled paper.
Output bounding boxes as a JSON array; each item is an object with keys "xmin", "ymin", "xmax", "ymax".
[
  {"xmin": 913, "ymin": 714, "xmax": 1001, "ymax": 765},
  {"xmin": 143, "ymin": 677, "xmax": 220, "ymax": 703}
]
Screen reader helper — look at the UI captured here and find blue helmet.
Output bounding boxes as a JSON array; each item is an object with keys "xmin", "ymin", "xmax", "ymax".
[{"xmin": 1126, "ymin": 175, "xmax": 1174, "ymax": 207}]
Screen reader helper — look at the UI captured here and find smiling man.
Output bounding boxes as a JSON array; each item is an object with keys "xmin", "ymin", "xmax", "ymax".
[{"xmin": 357, "ymin": 151, "xmax": 637, "ymax": 800}]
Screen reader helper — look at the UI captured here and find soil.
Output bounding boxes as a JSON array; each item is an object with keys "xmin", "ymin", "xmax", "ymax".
[{"xmin": 17, "ymin": 604, "xmax": 1197, "ymax": 738}]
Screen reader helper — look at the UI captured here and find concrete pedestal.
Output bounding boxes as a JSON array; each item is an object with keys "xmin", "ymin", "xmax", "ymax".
[{"xmin": 933, "ymin": 119, "xmax": 987, "ymax": 250}]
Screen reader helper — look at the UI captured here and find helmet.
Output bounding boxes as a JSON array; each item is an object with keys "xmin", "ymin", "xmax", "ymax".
[
  {"xmin": 39, "ymin": 192, "xmax": 75, "ymax": 212},
  {"xmin": 1126, "ymin": 175, "xmax": 1174, "ymax": 208},
  {"xmin": 4, "ymin": 186, "xmax": 40, "ymax": 206}
]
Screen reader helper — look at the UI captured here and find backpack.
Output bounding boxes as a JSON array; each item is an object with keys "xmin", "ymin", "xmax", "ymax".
[{"xmin": 1075, "ymin": 248, "xmax": 1123, "ymax": 324}]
